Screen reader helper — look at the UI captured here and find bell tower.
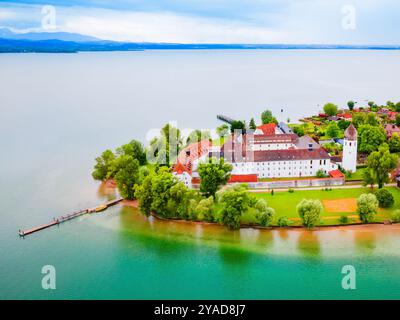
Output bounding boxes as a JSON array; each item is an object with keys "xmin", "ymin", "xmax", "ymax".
[{"xmin": 342, "ymin": 124, "xmax": 357, "ymax": 173}]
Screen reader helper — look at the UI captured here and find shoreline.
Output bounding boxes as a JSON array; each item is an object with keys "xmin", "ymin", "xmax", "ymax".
[{"xmin": 121, "ymin": 199, "xmax": 399, "ymax": 232}]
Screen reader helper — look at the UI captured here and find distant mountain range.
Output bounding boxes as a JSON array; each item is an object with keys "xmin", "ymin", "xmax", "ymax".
[
  {"xmin": 1, "ymin": 28, "xmax": 399, "ymax": 53},
  {"xmin": 0, "ymin": 27, "xmax": 100, "ymax": 42}
]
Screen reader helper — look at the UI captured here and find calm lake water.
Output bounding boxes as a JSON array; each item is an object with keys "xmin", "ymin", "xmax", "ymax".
[{"xmin": 1, "ymin": 50, "xmax": 400, "ymax": 299}]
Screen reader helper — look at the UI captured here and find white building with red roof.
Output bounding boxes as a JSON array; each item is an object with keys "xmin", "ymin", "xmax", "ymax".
[
  {"xmin": 172, "ymin": 139, "xmax": 213, "ymax": 187},
  {"xmin": 173, "ymin": 122, "xmax": 347, "ymax": 186}
]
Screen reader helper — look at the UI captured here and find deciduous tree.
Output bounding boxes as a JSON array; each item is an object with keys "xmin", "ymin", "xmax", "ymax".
[
  {"xmin": 357, "ymin": 193, "xmax": 378, "ymax": 223},
  {"xmin": 366, "ymin": 144, "xmax": 398, "ymax": 188},
  {"xmin": 323, "ymin": 103, "xmax": 338, "ymax": 116},
  {"xmin": 297, "ymin": 199, "xmax": 323, "ymax": 228},
  {"xmin": 198, "ymin": 158, "xmax": 232, "ymax": 198}
]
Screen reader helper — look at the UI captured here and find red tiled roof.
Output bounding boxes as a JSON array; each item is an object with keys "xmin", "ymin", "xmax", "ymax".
[
  {"xmin": 257, "ymin": 123, "xmax": 276, "ymax": 135},
  {"xmin": 329, "ymin": 169, "xmax": 345, "ymax": 178},
  {"xmin": 228, "ymin": 174, "xmax": 258, "ymax": 183},
  {"xmin": 344, "ymin": 124, "xmax": 357, "ymax": 140},
  {"xmin": 191, "ymin": 177, "xmax": 200, "ymax": 184},
  {"xmin": 384, "ymin": 124, "xmax": 400, "ymax": 133},
  {"xmin": 175, "ymin": 139, "xmax": 212, "ymax": 173},
  {"xmin": 250, "ymin": 149, "xmax": 330, "ymax": 162},
  {"xmin": 339, "ymin": 113, "xmax": 352, "ymax": 119},
  {"xmin": 172, "ymin": 162, "xmax": 190, "ymax": 174}
]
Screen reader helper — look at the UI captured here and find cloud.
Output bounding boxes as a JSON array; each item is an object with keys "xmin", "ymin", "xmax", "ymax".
[
  {"xmin": 63, "ymin": 10, "xmax": 290, "ymax": 43},
  {"xmin": 1, "ymin": 1, "xmax": 400, "ymax": 44}
]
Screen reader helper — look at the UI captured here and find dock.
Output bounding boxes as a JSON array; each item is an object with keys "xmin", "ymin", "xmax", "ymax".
[
  {"xmin": 19, "ymin": 198, "xmax": 123, "ymax": 237},
  {"xmin": 217, "ymin": 114, "xmax": 236, "ymax": 125}
]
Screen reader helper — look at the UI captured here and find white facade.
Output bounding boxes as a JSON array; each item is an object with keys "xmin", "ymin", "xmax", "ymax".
[
  {"xmin": 249, "ymin": 142, "xmax": 295, "ymax": 151},
  {"xmin": 231, "ymin": 158, "xmax": 338, "ymax": 178},
  {"xmin": 342, "ymin": 138, "xmax": 357, "ymax": 173},
  {"xmin": 173, "ymin": 171, "xmax": 192, "ymax": 188}
]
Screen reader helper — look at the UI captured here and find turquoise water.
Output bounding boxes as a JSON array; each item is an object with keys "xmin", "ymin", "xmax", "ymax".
[{"xmin": 1, "ymin": 51, "xmax": 400, "ymax": 299}]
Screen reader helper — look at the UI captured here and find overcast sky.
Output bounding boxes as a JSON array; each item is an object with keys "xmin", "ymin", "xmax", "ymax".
[{"xmin": 0, "ymin": 0, "xmax": 399, "ymax": 44}]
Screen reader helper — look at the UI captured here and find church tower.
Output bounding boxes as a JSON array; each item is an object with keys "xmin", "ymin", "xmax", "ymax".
[{"xmin": 342, "ymin": 124, "xmax": 358, "ymax": 173}]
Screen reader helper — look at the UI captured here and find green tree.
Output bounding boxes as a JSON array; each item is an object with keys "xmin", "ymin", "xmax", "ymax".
[
  {"xmin": 362, "ymin": 169, "xmax": 376, "ymax": 189},
  {"xmin": 352, "ymin": 112, "xmax": 367, "ymax": 128},
  {"xmin": 116, "ymin": 140, "xmax": 147, "ymax": 165},
  {"xmin": 195, "ymin": 196, "xmax": 215, "ymax": 221},
  {"xmin": 323, "ymin": 103, "xmax": 338, "ymax": 116},
  {"xmin": 297, "ymin": 199, "xmax": 323, "ymax": 228},
  {"xmin": 249, "ymin": 118, "xmax": 257, "ymax": 130},
  {"xmin": 357, "ymin": 193, "xmax": 378, "ymax": 223},
  {"xmin": 365, "ymin": 113, "xmax": 379, "ymax": 126},
  {"xmin": 389, "ymin": 133, "xmax": 400, "ymax": 153},
  {"xmin": 374, "ymin": 188, "xmax": 394, "ymax": 208},
  {"xmin": 150, "ymin": 167, "xmax": 179, "ymax": 217},
  {"xmin": 387, "ymin": 101, "xmax": 395, "ymax": 110},
  {"xmin": 114, "ymin": 155, "xmax": 140, "ymax": 200},
  {"xmin": 325, "ymin": 122, "xmax": 341, "ymax": 138},
  {"xmin": 316, "ymin": 169, "xmax": 327, "ymax": 178},
  {"xmin": 216, "ymin": 124, "xmax": 230, "ymax": 138},
  {"xmin": 230, "ymin": 120, "xmax": 246, "ymax": 134},
  {"xmin": 219, "ymin": 185, "xmax": 250, "ymax": 230},
  {"xmin": 92, "ymin": 149, "xmax": 117, "ymax": 181},
  {"xmin": 168, "ymin": 182, "xmax": 191, "ymax": 218},
  {"xmin": 198, "ymin": 158, "xmax": 232, "ymax": 198},
  {"xmin": 366, "ymin": 144, "xmax": 398, "ymax": 188},
  {"xmin": 338, "ymin": 119, "xmax": 351, "ymax": 130},
  {"xmin": 395, "ymin": 114, "xmax": 400, "ymax": 126},
  {"xmin": 391, "ymin": 210, "xmax": 400, "ymax": 223},
  {"xmin": 261, "ymin": 109, "xmax": 277, "ymax": 124},
  {"xmin": 347, "ymin": 101, "xmax": 355, "ymax": 111},
  {"xmin": 293, "ymin": 126, "xmax": 305, "ymax": 137},
  {"xmin": 148, "ymin": 123, "xmax": 182, "ymax": 167},
  {"xmin": 186, "ymin": 130, "xmax": 211, "ymax": 145},
  {"xmin": 395, "ymin": 102, "xmax": 400, "ymax": 112},
  {"xmin": 134, "ymin": 173, "xmax": 154, "ymax": 216},
  {"xmin": 358, "ymin": 125, "xmax": 386, "ymax": 153},
  {"xmin": 254, "ymin": 199, "xmax": 275, "ymax": 227},
  {"xmin": 368, "ymin": 101, "xmax": 375, "ymax": 108}
]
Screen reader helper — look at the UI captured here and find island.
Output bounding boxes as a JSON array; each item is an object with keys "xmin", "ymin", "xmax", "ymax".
[{"xmin": 92, "ymin": 100, "xmax": 400, "ymax": 230}]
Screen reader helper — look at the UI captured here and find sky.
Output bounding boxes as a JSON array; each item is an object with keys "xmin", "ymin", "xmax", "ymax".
[{"xmin": 0, "ymin": 0, "xmax": 399, "ymax": 44}]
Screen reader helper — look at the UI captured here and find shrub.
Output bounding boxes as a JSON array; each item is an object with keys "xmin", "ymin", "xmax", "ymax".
[
  {"xmin": 390, "ymin": 210, "xmax": 400, "ymax": 223},
  {"xmin": 195, "ymin": 196, "xmax": 214, "ymax": 221},
  {"xmin": 257, "ymin": 207, "xmax": 275, "ymax": 227},
  {"xmin": 254, "ymin": 199, "xmax": 275, "ymax": 227},
  {"xmin": 374, "ymin": 189, "xmax": 394, "ymax": 208},
  {"xmin": 288, "ymin": 188, "xmax": 294, "ymax": 193},
  {"xmin": 357, "ymin": 193, "xmax": 378, "ymax": 223},
  {"xmin": 339, "ymin": 215, "xmax": 349, "ymax": 224},
  {"xmin": 316, "ymin": 169, "xmax": 327, "ymax": 178},
  {"xmin": 297, "ymin": 199, "xmax": 323, "ymax": 228},
  {"xmin": 219, "ymin": 185, "xmax": 250, "ymax": 230},
  {"xmin": 277, "ymin": 216, "xmax": 290, "ymax": 227}
]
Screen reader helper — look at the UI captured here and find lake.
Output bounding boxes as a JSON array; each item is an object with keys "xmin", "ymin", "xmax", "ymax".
[{"xmin": 0, "ymin": 50, "xmax": 400, "ymax": 299}]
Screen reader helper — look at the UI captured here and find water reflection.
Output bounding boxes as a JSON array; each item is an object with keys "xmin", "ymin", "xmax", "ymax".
[
  {"xmin": 117, "ymin": 206, "xmax": 400, "ymax": 260},
  {"xmin": 297, "ymin": 231, "xmax": 321, "ymax": 258},
  {"xmin": 354, "ymin": 229, "xmax": 377, "ymax": 254},
  {"xmin": 97, "ymin": 181, "xmax": 117, "ymax": 201}
]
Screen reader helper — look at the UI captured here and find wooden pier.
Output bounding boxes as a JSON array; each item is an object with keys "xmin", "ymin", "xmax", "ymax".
[{"xmin": 19, "ymin": 198, "xmax": 123, "ymax": 237}]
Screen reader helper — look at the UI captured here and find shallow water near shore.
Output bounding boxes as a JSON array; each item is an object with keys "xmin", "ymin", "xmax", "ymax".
[{"xmin": 1, "ymin": 50, "xmax": 400, "ymax": 299}]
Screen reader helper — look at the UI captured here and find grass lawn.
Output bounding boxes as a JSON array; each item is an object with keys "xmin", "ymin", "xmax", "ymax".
[
  {"xmin": 253, "ymin": 186, "xmax": 400, "ymax": 226},
  {"xmin": 346, "ymin": 167, "xmax": 367, "ymax": 181}
]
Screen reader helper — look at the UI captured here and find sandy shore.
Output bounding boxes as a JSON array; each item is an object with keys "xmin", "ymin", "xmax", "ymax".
[{"xmin": 120, "ymin": 199, "xmax": 399, "ymax": 232}]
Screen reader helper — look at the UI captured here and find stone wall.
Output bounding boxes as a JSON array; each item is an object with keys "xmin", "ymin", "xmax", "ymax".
[{"xmin": 246, "ymin": 177, "xmax": 345, "ymax": 189}]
